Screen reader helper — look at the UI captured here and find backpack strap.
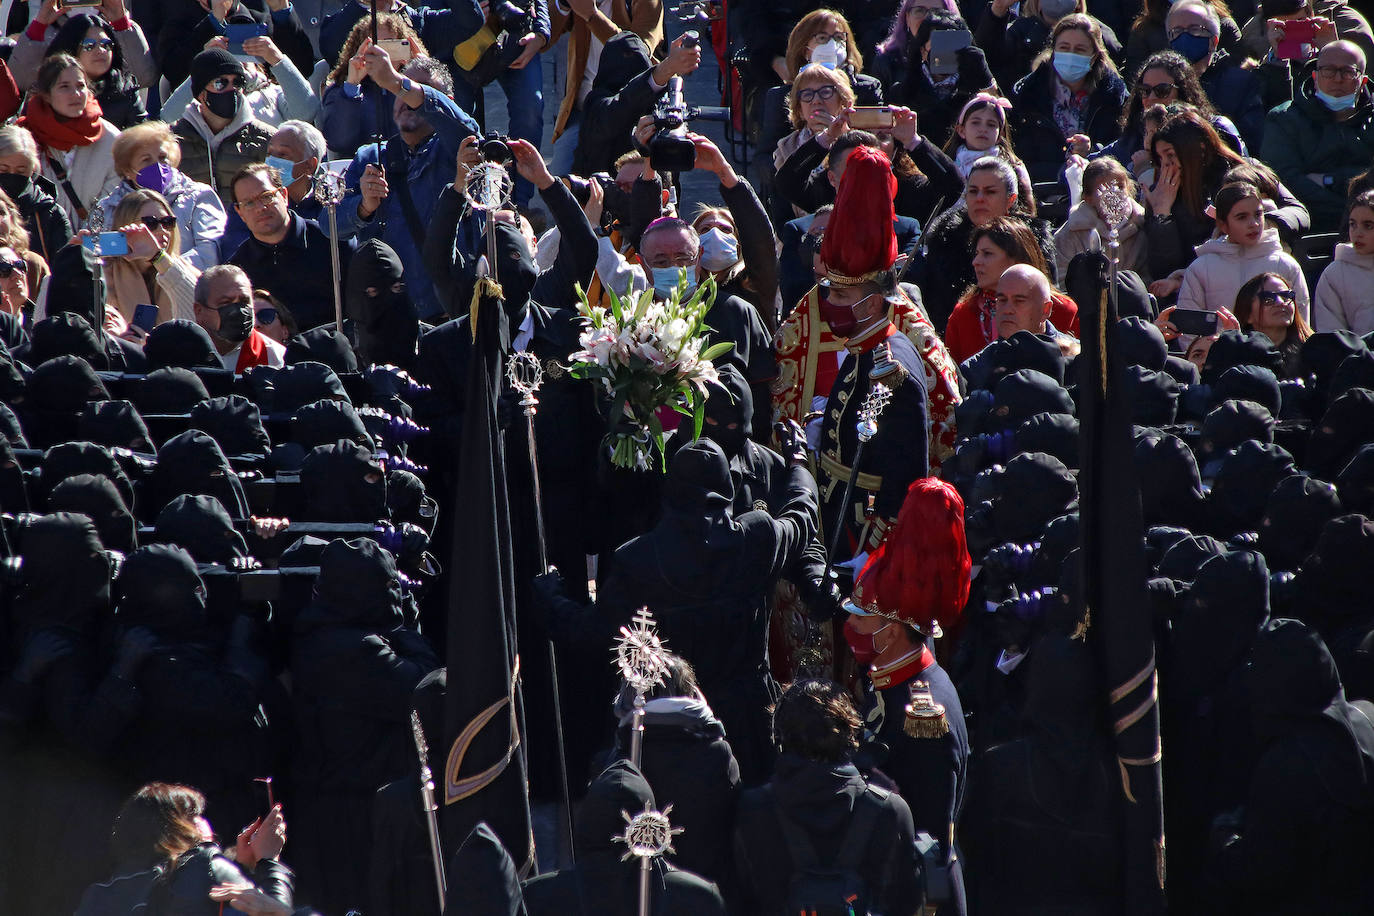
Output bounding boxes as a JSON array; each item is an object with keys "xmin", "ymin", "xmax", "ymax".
[
  {"xmin": 382, "ymin": 141, "xmax": 426, "ymax": 250},
  {"xmin": 834, "ymin": 786, "xmax": 887, "ymax": 871}
]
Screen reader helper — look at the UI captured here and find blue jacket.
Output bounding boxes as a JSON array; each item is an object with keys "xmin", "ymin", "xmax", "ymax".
[{"xmin": 331, "ymin": 84, "xmax": 479, "ymax": 319}]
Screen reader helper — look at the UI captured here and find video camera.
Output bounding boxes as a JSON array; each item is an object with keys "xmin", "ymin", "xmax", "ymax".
[
  {"xmin": 647, "ymin": 31, "xmax": 730, "ymax": 173},
  {"xmin": 669, "ymin": 1, "xmax": 724, "ymax": 26}
]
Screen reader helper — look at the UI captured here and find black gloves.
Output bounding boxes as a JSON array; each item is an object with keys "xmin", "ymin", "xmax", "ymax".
[{"xmin": 12, "ymin": 629, "xmax": 74, "ymax": 684}]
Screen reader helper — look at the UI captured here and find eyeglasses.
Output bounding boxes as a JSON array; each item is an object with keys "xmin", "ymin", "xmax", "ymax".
[
  {"xmin": 79, "ymin": 38, "xmax": 114, "ymax": 53},
  {"xmin": 1316, "ymin": 65, "xmax": 1363, "ymax": 81},
  {"xmin": 1140, "ymin": 82, "xmax": 1177, "ymax": 99},
  {"xmin": 808, "ymin": 31, "xmax": 846, "ymax": 44},
  {"xmin": 908, "ymin": 4, "xmax": 942, "ymax": 18},
  {"xmin": 1166, "ymin": 25, "xmax": 1214, "ymax": 40},
  {"xmin": 209, "ymin": 76, "xmax": 245, "ymax": 92},
  {"xmin": 141, "ymin": 215, "xmax": 178, "ymax": 230},
  {"xmin": 647, "ymin": 254, "xmax": 698, "ymax": 268},
  {"xmin": 255, "ymin": 307, "xmax": 278, "ymax": 326},
  {"xmin": 0, "ymin": 260, "xmax": 25, "ymax": 278},
  {"xmin": 797, "ymin": 85, "xmax": 839, "ymax": 104},
  {"xmin": 1258, "ymin": 289, "xmax": 1297, "ymax": 305},
  {"xmin": 234, "ymin": 188, "xmax": 282, "ymax": 211}
]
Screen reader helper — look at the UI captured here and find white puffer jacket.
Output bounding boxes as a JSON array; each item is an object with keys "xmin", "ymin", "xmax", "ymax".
[{"xmin": 1314, "ymin": 244, "xmax": 1374, "ymax": 335}]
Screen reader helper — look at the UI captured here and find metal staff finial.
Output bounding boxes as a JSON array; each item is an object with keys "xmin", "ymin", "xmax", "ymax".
[
  {"xmin": 466, "ymin": 161, "xmax": 515, "ymax": 212},
  {"xmin": 410, "ymin": 710, "xmax": 447, "ymax": 911},
  {"xmin": 314, "ymin": 166, "xmax": 349, "ymax": 334},
  {"xmin": 614, "ymin": 607, "xmax": 669, "ymax": 768},
  {"xmin": 615, "ymin": 802, "xmax": 685, "ymax": 916},
  {"xmin": 507, "ymin": 350, "xmax": 545, "ymax": 411}
]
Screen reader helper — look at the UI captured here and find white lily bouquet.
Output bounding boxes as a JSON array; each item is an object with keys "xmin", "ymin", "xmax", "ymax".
[{"xmin": 570, "ymin": 273, "xmax": 732, "ymax": 470}]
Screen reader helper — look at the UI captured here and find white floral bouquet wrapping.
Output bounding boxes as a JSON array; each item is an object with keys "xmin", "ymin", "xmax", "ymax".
[{"xmin": 570, "ymin": 272, "xmax": 732, "ymax": 470}]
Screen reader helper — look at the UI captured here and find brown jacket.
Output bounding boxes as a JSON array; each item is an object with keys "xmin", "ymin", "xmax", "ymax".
[{"xmin": 548, "ymin": 0, "xmax": 664, "ymax": 139}]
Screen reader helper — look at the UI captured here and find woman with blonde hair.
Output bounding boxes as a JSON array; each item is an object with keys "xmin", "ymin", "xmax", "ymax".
[
  {"xmin": 0, "ymin": 191, "xmax": 51, "ymax": 297},
  {"xmin": 322, "ymin": 14, "xmax": 429, "ymax": 156},
  {"xmin": 102, "ymin": 188, "xmax": 200, "ymax": 330},
  {"xmin": 773, "ymin": 64, "xmax": 857, "ymax": 180},
  {"xmin": 95, "ymin": 121, "xmax": 224, "ymax": 269}
]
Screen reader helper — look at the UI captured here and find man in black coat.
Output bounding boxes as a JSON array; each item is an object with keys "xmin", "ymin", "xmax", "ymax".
[
  {"xmin": 522, "ymin": 760, "xmax": 725, "ymax": 915},
  {"xmin": 228, "ymin": 163, "xmax": 356, "ymax": 331},
  {"xmin": 412, "ymin": 146, "xmax": 606, "ymax": 795},
  {"xmin": 289, "ymin": 538, "xmax": 439, "ymax": 913},
  {"xmin": 733, "ymin": 679, "xmax": 927, "ymax": 916},
  {"xmin": 1206, "ymin": 618, "xmax": 1374, "ymax": 913},
  {"xmin": 540, "ymin": 438, "xmax": 819, "ymax": 786}
]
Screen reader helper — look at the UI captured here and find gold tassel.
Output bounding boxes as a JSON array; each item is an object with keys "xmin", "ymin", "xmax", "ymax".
[
  {"xmin": 1072, "ymin": 604, "xmax": 1092, "ymax": 641},
  {"xmin": 903, "ymin": 680, "xmax": 950, "ymax": 739},
  {"xmin": 468, "ymin": 276, "xmax": 505, "ymax": 342}
]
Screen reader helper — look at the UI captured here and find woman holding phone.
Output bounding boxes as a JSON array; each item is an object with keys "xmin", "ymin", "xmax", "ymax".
[
  {"xmin": 102, "ymin": 189, "xmax": 200, "ymax": 331},
  {"xmin": 321, "ymin": 15, "xmax": 429, "ymax": 157},
  {"xmin": 1232, "ymin": 271, "xmax": 1311, "ymax": 378}
]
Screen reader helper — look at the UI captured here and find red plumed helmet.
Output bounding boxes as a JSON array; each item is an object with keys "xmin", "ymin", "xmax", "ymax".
[
  {"xmin": 849, "ymin": 478, "xmax": 971, "ymax": 637},
  {"xmin": 819, "ymin": 144, "xmax": 898, "ymax": 288}
]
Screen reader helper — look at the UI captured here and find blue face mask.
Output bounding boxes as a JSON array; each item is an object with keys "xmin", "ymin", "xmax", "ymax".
[
  {"xmin": 1315, "ymin": 87, "xmax": 1359, "ymax": 111},
  {"xmin": 1053, "ymin": 50, "xmax": 1094, "ymax": 83},
  {"xmin": 650, "ymin": 266, "xmax": 698, "ymax": 300},
  {"xmin": 135, "ymin": 162, "xmax": 173, "ymax": 194},
  {"xmin": 1168, "ymin": 31, "xmax": 1213, "ymax": 63},
  {"xmin": 265, "ymin": 155, "xmax": 304, "ymax": 189}
]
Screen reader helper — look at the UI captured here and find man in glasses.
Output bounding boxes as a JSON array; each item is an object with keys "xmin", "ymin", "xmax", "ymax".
[
  {"xmin": 1165, "ymin": 0, "xmax": 1264, "ymax": 151},
  {"xmin": 171, "ymin": 49, "xmax": 274, "ymax": 211},
  {"xmin": 227, "ymin": 163, "xmax": 355, "ymax": 331},
  {"xmin": 191, "ymin": 264, "xmax": 286, "ymax": 372},
  {"xmin": 1261, "ymin": 39, "xmax": 1374, "ymax": 231}
]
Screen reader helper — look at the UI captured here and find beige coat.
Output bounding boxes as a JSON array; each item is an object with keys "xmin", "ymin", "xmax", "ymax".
[
  {"xmin": 548, "ymin": 0, "xmax": 664, "ymax": 139},
  {"xmin": 1054, "ymin": 197, "xmax": 1150, "ymax": 281},
  {"xmin": 104, "ymin": 251, "xmax": 200, "ymax": 327},
  {"xmin": 1177, "ymin": 228, "xmax": 1310, "ymax": 320},
  {"xmin": 1314, "ymin": 244, "xmax": 1374, "ymax": 335},
  {"xmin": 35, "ymin": 120, "xmax": 122, "ymax": 230}
]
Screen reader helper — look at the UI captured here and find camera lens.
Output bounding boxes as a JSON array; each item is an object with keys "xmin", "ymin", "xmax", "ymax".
[{"xmin": 480, "ymin": 135, "xmax": 512, "ymax": 164}]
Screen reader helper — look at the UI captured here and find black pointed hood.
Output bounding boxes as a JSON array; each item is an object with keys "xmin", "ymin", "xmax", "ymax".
[
  {"xmin": 39, "ymin": 440, "xmax": 135, "ymax": 510},
  {"xmin": 346, "ymin": 239, "xmax": 419, "ymax": 368},
  {"xmin": 144, "ymin": 319, "xmax": 221, "ymax": 371},
  {"xmin": 286, "ymin": 327, "xmax": 359, "ymax": 375},
  {"xmin": 299, "ymin": 440, "xmax": 388, "ymax": 522},
  {"xmin": 447, "ymin": 822, "xmax": 527, "ymax": 916},
  {"xmin": 11, "ymin": 511, "xmax": 110, "ymax": 640},
  {"xmin": 312, "ymin": 537, "xmax": 404, "ymax": 628},
  {"xmin": 701, "ymin": 364, "xmax": 752, "ymax": 459},
  {"xmin": 131, "ymin": 367, "xmax": 211, "ymax": 415},
  {"xmin": 79, "ymin": 400, "xmax": 154, "ymax": 453},
  {"xmin": 1259, "ymin": 475, "xmax": 1342, "ymax": 573},
  {"xmin": 146, "ymin": 430, "xmax": 249, "ymax": 520},
  {"xmin": 115, "ymin": 543, "xmax": 208, "ymax": 641},
  {"xmin": 189, "ymin": 395, "xmax": 272, "ymax": 458},
  {"xmin": 1169, "ymin": 548, "xmax": 1269, "ymax": 702},
  {"xmin": 152, "ymin": 494, "xmax": 249, "ymax": 564},
  {"xmin": 49, "ymin": 473, "xmax": 138, "ymax": 554}
]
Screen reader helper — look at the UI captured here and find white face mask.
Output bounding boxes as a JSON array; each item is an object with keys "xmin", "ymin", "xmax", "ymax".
[
  {"xmin": 811, "ymin": 39, "xmax": 846, "ymax": 69},
  {"xmin": 699, "ymin": 226, "xmax": 740, "ymax": 272}
]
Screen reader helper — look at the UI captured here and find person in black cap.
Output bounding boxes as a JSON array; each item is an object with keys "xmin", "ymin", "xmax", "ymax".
[
  {"xmin": 1206, "ymin": 618, "xmax": 1374, "ymax": 912},
  {"xmin": 288, "ymin": 538, "xmax": 437, "ymax": 914},
  {"xmin": 172, "ymin": 49, "xmax": 273, "ymax": 210},
  {"xmin": 733, "ymin": 678, "xmax": 926, "ymax": 916},
  {"xmin": 522, "ymin": 759, "xmax": 726, "ymax": 915}
]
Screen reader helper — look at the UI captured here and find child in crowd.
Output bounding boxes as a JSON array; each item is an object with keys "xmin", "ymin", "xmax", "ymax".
[
  {"xmin": 1054, "ymin": 157, "xmax": 1149, "ymax": 277},
  {"xmin": 944, "ymin": 92, "xmax": 1033, "ymax": 205},
  {"xmin": 1314, "ymin": 190, "xmax": 1374, "ymax": 335},
  {"xmin": 1176, "ymin": 181, "xmax": 1308, "ymax": 319}
]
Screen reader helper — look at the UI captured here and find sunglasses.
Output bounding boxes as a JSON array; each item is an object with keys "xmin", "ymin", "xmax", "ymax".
[
  {"xmin": 79, "ymin": 38, "xmax": 115, "ymax": 52},
  {"xmin": 141, "ymin": 215, "xmax": 178, "ymax": 231},
  {"xmin": 1141, "ymin": 82, "xmax": 1177, "ymax": 99},
  {"xmin": 1258, "ymin": 289, "xmax": 1297, "ymax": 305},
  {"xmin": 0, "ymin": 260, "xmax": 25, "ymax": 278},
  {"xmin": 209, "ymin": 76, "xmax": 245, "ymax": 92},
  {"xmin": 255, "ymin": 307, "xmax": 278, "ymax": 326},
  {"xmin": 798, "ymin": 85, "xmax": 838, "ymax": 104}
]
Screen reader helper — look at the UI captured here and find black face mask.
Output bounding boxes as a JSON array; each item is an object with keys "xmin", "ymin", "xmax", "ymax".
[
  {"xmin": 204, "ymin": 89, "xmax": 243, "ymax": 121},
  {"xmin": 0, "ymin": 172, "xmax": 31, "ymax": 200},
  {"xmin": 215, "ymin": 302, "xmax": 252, "ymax": 344}
]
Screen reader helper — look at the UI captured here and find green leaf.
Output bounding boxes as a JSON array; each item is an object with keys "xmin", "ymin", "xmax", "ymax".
[
  {"xmin": 700, "ymin": 341, "xmax": 734, "ymax": 362},
  {"xmin": 608, "ymin": 284, "xmax": 623, "ymax": 325},
  {"xmin": 691, "ymin": 388, "xmax": 705, "ymax": 442}
]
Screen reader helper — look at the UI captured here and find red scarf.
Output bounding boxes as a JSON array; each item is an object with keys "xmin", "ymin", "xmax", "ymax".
[
  {"xmin": 18, "ymin": 95, "xmax": 104, "ymax": 153},
  {"xmin": 235, "ymin": 330, "xmax": 270, "ymax": 373}
]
